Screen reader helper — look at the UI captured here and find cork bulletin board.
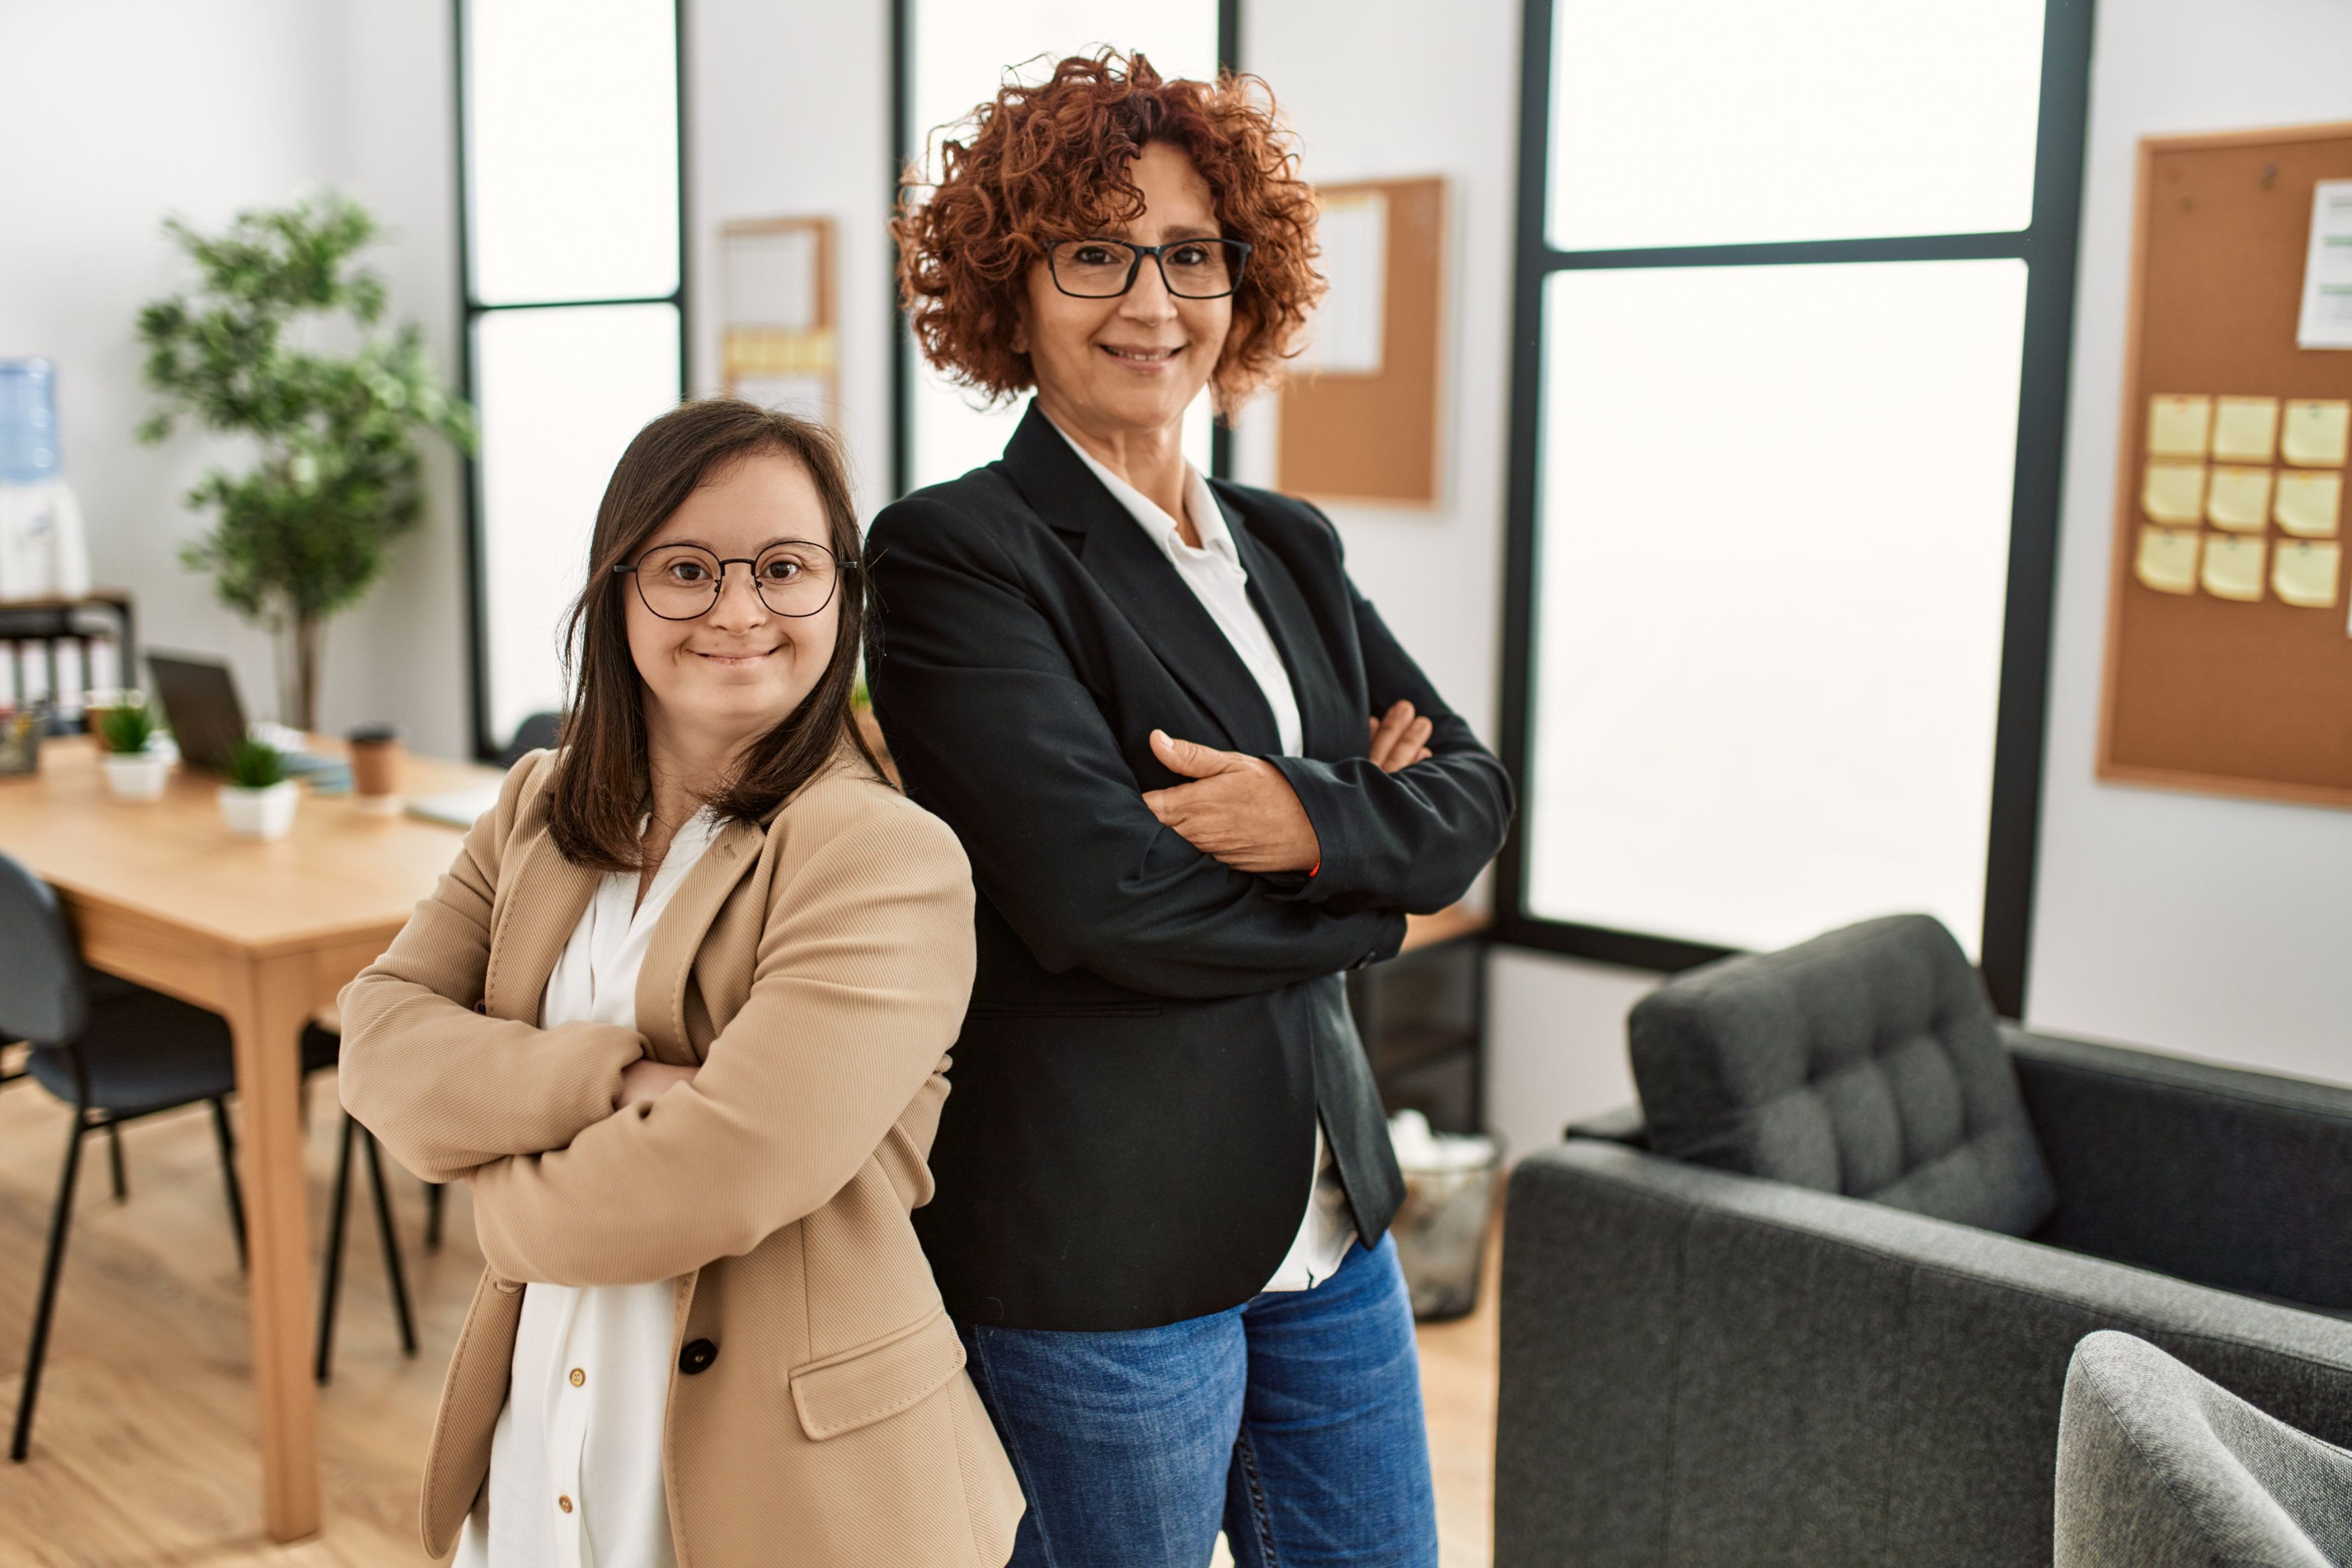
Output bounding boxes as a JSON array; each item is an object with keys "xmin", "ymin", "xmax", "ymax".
[
  {"xmin": 2099, "ymin": 123, "xmax": 2352, "ymax": 808},
  {"xmin": 1277, "ymin": 176, "xmax": 1447, "ymax": 507},
  {"xmin": 720, "ymin": 216, "xmax": 839, "ymax": 423}
]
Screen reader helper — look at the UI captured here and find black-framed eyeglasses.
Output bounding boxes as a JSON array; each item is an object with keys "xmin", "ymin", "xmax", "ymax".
[
  {"xmin": 1046, "ymin": 236, "xmax": 1253, "ymax": 300},
  {"xmin": 612, "ymin": 541, "xmax": 847, "ymax": 621}
]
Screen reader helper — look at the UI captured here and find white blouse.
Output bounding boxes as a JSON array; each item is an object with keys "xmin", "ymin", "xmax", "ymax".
[
  {"xmin": 1052, "ymin": 421, "xmax": 1359, "ymax": 1293},
  {"xmin": 454, "ymin": 808, "xmax": 722, "ymax": 1568}
]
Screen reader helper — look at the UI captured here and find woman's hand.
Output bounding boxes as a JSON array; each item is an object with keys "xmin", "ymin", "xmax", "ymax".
[
  {"xmin": 1142, "ymin": 730, "xmax": 1321, "ymax": 875},
  {"xmin": 1367, "ymin": 700, "xmax": 1433, "ymax": 773},
  {"xmin": 616, "ymin": 1059, "xmax": 698, "ymax": 1109}
]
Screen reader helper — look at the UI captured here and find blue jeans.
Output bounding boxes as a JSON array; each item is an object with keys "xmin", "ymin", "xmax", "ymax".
[{"xmin": 956, "ymin": 1235, "xmax": 1439, "ymax": 1568}]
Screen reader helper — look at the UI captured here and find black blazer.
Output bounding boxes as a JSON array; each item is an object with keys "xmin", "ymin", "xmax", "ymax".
[{"xmin": 867, "ymin": 403, "xmax": 1513, "ymax": 1331}]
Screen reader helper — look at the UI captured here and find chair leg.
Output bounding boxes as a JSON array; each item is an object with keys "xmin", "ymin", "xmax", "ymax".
[
  {"xmin": 105, "ymin": 1122, "xmax": 126, "ymax": 1203},
  {"xmin": 208, "ymin": 1098, "xmax": 247, "ymax": 1272},
  {"xmin": 11, "ymin": 1115, "xmax": 87, "ymax": 1461},
  {"xmin": 423, "ymin": 1179, "xmax": 445, "ymax": 1252},
  {"xmin": 359, "ymin": 1127, "xmax": 419, "ymax": 1358},
  {"xmin": 314, "ymin": 1113, "xmax": 358, "ymax": 1384}
]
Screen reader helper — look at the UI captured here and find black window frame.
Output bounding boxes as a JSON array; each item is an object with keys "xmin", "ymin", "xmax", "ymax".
[
  {"xmin": 887, "ymin": 0, "xmax": 1243, "ymax": 499},
  {"xmin": 1493, "ymin": 0, "xmax": 2097, "ymax": 1015},
  {"xmin": 452, "ymin": 0, "xmax": 691, "ymax": 763}
]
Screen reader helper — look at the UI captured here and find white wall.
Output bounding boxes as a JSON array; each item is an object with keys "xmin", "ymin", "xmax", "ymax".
[
  {"xmin": 2025, "ymin": 0, "xmax": 2352, "ymax": 1089},
  {"xmin": 686, "ymin": 0, "xmax": 897, "ymax": 523},
  {"xmin": 1232, "ymin": 0, "xmax": 1517, "ymax": 747},
  {"xmin": 0, "ymin": 0, "xmax": 471, "ymax": 758}
]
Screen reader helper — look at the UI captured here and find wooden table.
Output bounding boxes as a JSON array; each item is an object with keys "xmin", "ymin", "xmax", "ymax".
[{"xmin": 0, "ymin": 736, "xmax": 502, "ymax": 1542}]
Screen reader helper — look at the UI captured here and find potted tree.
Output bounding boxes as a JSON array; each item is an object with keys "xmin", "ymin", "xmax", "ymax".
[
  {"xmin": 97, "ymin": 701, "xmax": 170, "ymax": 801},
  {"xmin": 218, "ymin": 738, "xmax": 298, "ymax": 840},
  {"xmin": 136, "ymin": 193, "xmax": 474, "ymax": 732}
]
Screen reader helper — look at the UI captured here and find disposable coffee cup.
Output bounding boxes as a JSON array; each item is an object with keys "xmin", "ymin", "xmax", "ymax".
[{"xmin": 348, "ymin": 724, "xmax": 405, "ymax": 814}]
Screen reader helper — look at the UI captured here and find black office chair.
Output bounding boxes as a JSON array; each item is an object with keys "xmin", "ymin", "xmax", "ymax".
[
  {"xmin": 1, "ymin": 855, "xmax": 419, "ymax": 1461},
  {"xmin": 1, "ymin": 853, "xmax": 247, "ymax": 1462},
  {"xmin": 303, "ymin": 1018, "xmax": 417, "ymax": 1382},
  {"xmin": 498, "ymin": 709, "xmax": 563, "ymax": 769}
]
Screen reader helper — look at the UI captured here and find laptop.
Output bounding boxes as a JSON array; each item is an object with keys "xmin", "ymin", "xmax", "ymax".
[
  {"xmin": 146, "ymin": 652, "xmax": 346, "ymax": 785},
  {"xmin": 146, "ymin": 653, "xmax": 249, "ymax": 773}
]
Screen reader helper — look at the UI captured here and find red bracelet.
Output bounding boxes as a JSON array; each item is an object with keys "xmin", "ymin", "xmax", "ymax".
[{"xmin": 1307, "ymin": 859, "xmax": 1320, "ymax": 879}]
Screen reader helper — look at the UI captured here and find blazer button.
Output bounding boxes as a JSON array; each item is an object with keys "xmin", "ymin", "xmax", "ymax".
[{"xmin": 679, "ymin": 1338, "xmax": 718, "ymax": 1375}]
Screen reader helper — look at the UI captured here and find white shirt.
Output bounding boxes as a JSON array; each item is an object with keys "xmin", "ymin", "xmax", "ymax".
[
  {"xmin": 454, "ymin": 808, "xmax": 722, "ymax": 1568},
  {"xmin": 1053, "ymin": 419, "xmax": 1357, "ymax": 1292}
]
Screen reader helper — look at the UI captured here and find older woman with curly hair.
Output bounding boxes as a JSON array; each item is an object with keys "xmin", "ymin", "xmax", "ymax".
[{"xmin": 868, "ymin": 50, "xmax": 1511, "ymax": 1567}]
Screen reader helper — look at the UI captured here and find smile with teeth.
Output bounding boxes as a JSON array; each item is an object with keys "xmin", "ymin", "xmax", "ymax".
[{"xmin": 1103, "ymin": 345, "xmax": 1182, "ymax": 362}]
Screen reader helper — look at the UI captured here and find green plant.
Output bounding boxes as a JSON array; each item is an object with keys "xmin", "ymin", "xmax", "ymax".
[
  {"xmin": 98, "ymin": 703, "xmax": 157, "ymax": 755},
  {"xmin": 136, "ymin": 192, "xmax": 475, "ymax": 731},
  {"xmin": 222, "ymin": 738, "xmax": 290, "ymax": 790}
]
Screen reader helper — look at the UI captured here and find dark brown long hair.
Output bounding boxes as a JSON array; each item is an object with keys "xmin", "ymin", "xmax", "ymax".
[{"xmin": 542, "ymin": 399, "xmax": 880, "ymax": 871}]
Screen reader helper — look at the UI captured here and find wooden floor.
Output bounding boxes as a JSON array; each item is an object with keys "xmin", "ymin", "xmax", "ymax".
[{"xmin": 0, "ymin": 1061, "xmax": 1499, "ymax": 1567}]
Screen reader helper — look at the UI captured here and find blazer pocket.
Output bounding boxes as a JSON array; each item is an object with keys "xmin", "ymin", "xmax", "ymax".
[{"xmin": 790, "ymin": 1307, "xmax": 965, "ymax": 1442}]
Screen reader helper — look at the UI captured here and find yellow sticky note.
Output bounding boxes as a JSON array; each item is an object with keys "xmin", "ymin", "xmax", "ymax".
[
  {"xmin": 2275, "ymin": 471, "xmax": 2343, "ymax": 538},
  {"xmin": 2142, "ymin": 461, "xmax": 2206, "ymax": 525},
  {"xmin": 2201, "ymin": 534, "xmax": 2266, "ymax": 601},
  {"xmin": 2281, "ymin": 400, "xmax": 2351, "ymax": 468},
  {"xmin": 2206, "ymin": 466, "xmax": 2274, "ymax": 532},
  {"xmin": 2135, "ymin": 527, "xmax": 2200, "ymax": 595},
  {"xmin": 2210, "ymin": 396, "xmax": 2280, "ymax": 462},
  {"xmin": 2273, "ymin": 540, "xmax": 2341, "ymax": 608},
  {"xmin": 2147, "ymin": 394, "xmax": 2212, "ymax": 457}
]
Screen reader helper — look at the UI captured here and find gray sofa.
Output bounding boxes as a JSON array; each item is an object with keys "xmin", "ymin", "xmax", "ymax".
[
  {"xmin": 1495, "ymin": 916, "xmax": 2352, "ymax": 1568},
  {"xmin": 2055, "ymin": 1331, "xmax": 2352, "ymax": 1568}
]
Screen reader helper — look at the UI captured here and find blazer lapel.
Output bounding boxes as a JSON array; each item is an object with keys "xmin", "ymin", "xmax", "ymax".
[
  {"xmin": 634, "ymin": 815, "xmax": 763, "ymax": 1065},
  {"xmin": 1214, "ymin": 488, "xmax": 1356, "ymax": 761},
  {"xmin": 483, "ymin": 830, "xmax": 599, "ymax": 1025},
  {"xmin": 999, "ymin": 402, "xmax": 1282, "ymax": 756}
]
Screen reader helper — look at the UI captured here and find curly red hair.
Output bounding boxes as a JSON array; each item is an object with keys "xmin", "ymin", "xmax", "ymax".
[{"xmin": 894, "ymin": 49, "xmax": 1323, "ymax": 418}]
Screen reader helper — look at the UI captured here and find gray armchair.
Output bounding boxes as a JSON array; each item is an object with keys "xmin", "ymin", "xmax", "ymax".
[
  {"xmin": 2055, "ymin": 1330, "xmax": 2352, "ymax": 1568},
  {"xmin": 1495, "ymin": 915, "xmax": 2352, "ymax": 1568}
]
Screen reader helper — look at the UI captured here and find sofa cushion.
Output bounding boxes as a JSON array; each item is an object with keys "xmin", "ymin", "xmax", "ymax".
[{"xmin": 1629, "ymin": 914, "xmax": 2056, "ymax": 1235}]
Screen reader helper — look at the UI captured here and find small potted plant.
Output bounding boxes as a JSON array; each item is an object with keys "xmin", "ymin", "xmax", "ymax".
[
  {"xmin": 98, "ymin": 703, "xmax": 169, "ymax": 801},
  {"xmin": 218, "ymin": 737, "xmax": 298, "ymax": 840}
]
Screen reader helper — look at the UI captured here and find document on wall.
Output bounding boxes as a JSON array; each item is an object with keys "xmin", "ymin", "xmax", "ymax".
[
  {"xmin": 1298, "ymin": 191, "xmax": 1388, "ymax": 376},
  {"xmin": 2146, "ymin": 394, "xmax": 2212, "ymax": 457},
  {"xmin": 2211, "ymin": 396, "xmax": 2279, "ymax": 463},
  {"xmin": 2273, "ymin": 539, "xmax": 2341, "ymax": 609},
  {"xmin": 2281, "ymin": 400, "xmax": 2351, "ymax": 468},
  {"xmin": 2201, "ymin": 534, "xmax": 2267, "ymax": 602},
  {"xmin": 2134, "ymin": 526, "xmax": 2200, "ymax": 595},
  {"xmin": 2206, "ymin": 465, "xmax": 2273, "ymax": 532},
  {"xmin": 2142, "ymin": 460, "xmax": 2207, "ymax": 525},
  {"xmin": 2275, "ymin": 470, "xmax": 2343, "ymax": 537},
  {"xmin": 2296, "ymin": 180, "xmax": 2352, "ymax": 351}
]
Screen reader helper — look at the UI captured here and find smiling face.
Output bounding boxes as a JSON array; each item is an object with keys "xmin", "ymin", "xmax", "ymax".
[
  {"xmin": 622, "ymin": 449, "xmax": 840, "ymax": 763},
  {"xmin": 1017, "ymin": 140, "xmax": 1233, "ymax": 441}
]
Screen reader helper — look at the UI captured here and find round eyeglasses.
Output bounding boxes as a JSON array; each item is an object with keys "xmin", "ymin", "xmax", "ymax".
[
  {"xmin": 1046, "ymin": 237, "xmax": 1253, "ymax": 300},
  {"xmin": 613, "ymin": 541, "xmax": 846, "ymax": 621}
]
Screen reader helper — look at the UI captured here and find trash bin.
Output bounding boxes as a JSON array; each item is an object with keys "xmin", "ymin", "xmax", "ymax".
[{"xmin": 1386, "ymin": 1110, "xmax": 1503, "ymax": 1321}]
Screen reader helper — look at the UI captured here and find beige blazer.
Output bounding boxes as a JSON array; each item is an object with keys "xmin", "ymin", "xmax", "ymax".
[{"xmin": 337, "ymin": 749, "xmax": 1021, "ymax": 1567}]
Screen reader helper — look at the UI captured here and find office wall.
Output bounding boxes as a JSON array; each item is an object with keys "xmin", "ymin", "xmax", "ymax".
[
  {"xmin": 685, "ymin": 0, "xmax": 897, "ymax": 523},
  {"xmin": 2026, "ymin": 0, "xmax": 2352, "ymax": 1088},
  {"xmin": 0, "ymin": 0, "xmax": 470, "ymax": 758}
]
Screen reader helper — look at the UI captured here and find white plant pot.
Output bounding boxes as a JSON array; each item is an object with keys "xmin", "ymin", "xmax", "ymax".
[
  {"xmin": 220, "ymin": 779, "xmax": 300, "ymax": 840},
  {"xmin": 102, "ymin": 751, "xmax": 170, "ymax": 803}
]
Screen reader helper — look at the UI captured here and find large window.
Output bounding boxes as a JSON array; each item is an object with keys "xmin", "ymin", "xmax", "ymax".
[
  {"xmin": 1497, "ymin": 0, "xmax": 2093, "ymax": 1013},
  {"xmin": 457, "ymin": 0, "xmax": 686, "ymax": 756},
  {"xmin": 892, "ymin": 0, "xmax": 1234, "ymax": 494}
]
